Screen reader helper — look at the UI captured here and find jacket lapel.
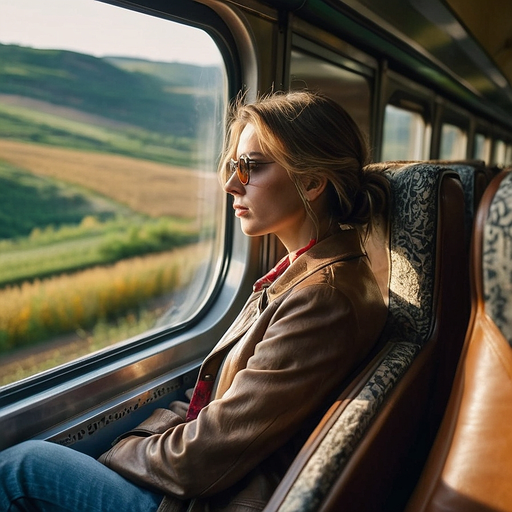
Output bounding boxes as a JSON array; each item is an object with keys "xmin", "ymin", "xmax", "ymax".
[{"xmin": 267, "ymin": 228, "xmax": 364, "ymax": 302}]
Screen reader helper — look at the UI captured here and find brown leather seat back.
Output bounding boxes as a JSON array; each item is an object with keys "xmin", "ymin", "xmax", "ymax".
[{"xmin": 406, "ymin": 170, "xmax": 512, "ymax": 512}]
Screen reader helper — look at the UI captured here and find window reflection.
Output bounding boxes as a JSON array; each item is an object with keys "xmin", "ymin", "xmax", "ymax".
[{"xmin": 290, "ymin": 50, "xmax": 371, "ymax": 139}]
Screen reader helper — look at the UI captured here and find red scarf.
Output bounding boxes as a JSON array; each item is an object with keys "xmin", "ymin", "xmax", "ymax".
[
  {"xmin": 253, "ymin": 238, "xmax": 316, "ymax": 292},
  {"xmin": 185, "ymin": 238, "xmax": 316, "ymax": 422}
]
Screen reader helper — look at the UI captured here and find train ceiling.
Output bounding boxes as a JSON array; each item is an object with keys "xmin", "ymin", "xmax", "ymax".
[
  {"xmin": 446, "ymin": 0, "xmax": 512, "ymax": 93},
  {"xmin": 267, "ymin": 0, "xmax": 512, "ymax": 127}
]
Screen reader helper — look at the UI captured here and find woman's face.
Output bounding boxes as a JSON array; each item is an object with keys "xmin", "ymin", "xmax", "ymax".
[{"xmin": 223, "ymin": 123, "xmax": 311, "ymax": 252}]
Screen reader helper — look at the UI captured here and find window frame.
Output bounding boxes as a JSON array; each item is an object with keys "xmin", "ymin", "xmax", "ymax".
[
  {"xmin": 0, "ymin": 0, "xmax": 254, "ymax": 450},
  {"xmin": 471, "ymin": 118, "xmax": 493, "ymax": 164},
  {"xmin": 433, "ymin": 100, "xmax": 471, "ymax": 160}
]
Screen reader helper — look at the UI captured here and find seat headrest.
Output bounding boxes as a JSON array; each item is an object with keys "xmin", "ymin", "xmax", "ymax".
[{"xmin": 366, "ymin": 162, "xmax": 460, "ymax": 346}]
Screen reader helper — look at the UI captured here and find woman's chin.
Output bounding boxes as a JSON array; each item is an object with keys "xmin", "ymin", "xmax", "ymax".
[{"xmin": 240, "ymin": 223, "xmax": 264, "ymax": 238}]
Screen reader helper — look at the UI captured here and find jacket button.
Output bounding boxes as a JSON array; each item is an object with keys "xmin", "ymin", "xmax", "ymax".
[{"xmin": 204, "ymin": 374, "xmax": 214, "ymax": 381}]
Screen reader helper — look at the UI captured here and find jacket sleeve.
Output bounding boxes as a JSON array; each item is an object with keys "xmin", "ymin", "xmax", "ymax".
[{"xmin": 98, "ymin": 281, "xmax": 380, "ymax": 499}]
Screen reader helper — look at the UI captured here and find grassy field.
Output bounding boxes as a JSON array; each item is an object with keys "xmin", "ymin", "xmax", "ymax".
[
  {"xmin": 0, "ymin": 157, "xmax": 202, "ymax": 286},
  {"xmin": 0, "ymin": 159, "xmax": 124, "ymax": 239},
  {"xmin": 0, "ymin": 44, "xmax": 221, "ymax": 149},
  {"xmin": 0, "ymin": 97, "xmax": 196, "ymax": 166},
  {"xmin": 0, "ymin": 216, "xmax": 199, "ymax": 287},
  {"xmin": 0, "ymin": 308, "xmax": 161, "ymax": 387},
  {"xmin": 0, "ymin": 242, "xmax": 208, "ymax": 387},
  {"xmin": 0, "ymin": 242, "xmax": 205, "ymax": 353},
  {"xmin": 0, "ymin": 136, "xmax": 222, "ymax": 381}
]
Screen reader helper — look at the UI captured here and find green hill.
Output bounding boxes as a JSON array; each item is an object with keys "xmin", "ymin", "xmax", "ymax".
[
  {"xmin": 0, "ymin": 161, "xmax": 120, "ymax": 240},
  {"xmin": 104, "ymin": 56, "xmax": 221, "ymax": 91},
  {"xmin": 0, "ymin": 43, "xmax": 223, "ymax": 137}
]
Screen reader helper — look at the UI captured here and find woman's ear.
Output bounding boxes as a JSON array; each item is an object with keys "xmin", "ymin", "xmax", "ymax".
[{"xmin": 303, "ymin": 176, "xmax": 328, "ymax": 202}]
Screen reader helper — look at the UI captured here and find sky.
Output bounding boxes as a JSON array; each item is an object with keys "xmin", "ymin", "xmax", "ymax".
[{"xmin": 0, "ymin": 0, "xmax": 223, "ymax": 66}]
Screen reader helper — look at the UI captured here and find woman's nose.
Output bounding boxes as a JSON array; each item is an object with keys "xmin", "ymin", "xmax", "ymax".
[{"xmin": 223, "ymin": 171, "xmax": 245, "ymax": 195}]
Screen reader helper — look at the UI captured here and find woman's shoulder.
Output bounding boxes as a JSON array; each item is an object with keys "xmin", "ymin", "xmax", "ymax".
[
  {"xmin": 267, "ymin": 228, "xmax": 371, "ymax": 299},
  {"xmin": 294, "ymin": 254, "xmax": 377, "ymax": 296}
]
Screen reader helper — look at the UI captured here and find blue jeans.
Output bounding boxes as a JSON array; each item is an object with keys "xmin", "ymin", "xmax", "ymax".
[{"xmin": 0, "ymin": 440, "xmax": 163, "ymax": 511}]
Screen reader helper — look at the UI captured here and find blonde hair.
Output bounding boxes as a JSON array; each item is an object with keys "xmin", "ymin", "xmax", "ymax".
[{"xmin": 219, "ymin": 91, "xmax": 389, "ymax": 233}]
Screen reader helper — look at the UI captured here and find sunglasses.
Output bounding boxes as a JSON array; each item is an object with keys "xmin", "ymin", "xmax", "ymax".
[{"xmin": 227, "ymin": 154, "xmax": 275, "ymax": 185}]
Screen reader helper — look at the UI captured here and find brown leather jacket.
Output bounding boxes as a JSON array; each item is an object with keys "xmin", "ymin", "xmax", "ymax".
[{"xmin": 98, "ymin": 228, "xmax": 387, "ymax": 512}]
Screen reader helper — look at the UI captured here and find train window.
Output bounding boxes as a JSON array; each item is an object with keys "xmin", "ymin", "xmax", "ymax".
[
  {"xmin": 289, "ymin": 50, "xmax": 371, "ymax": 138},
  {"xmin": 493, "ymin": 140, "xmax": 505, "ymax": 165},
  {"xmin": 474, "ymin": 133, "xmax": 490, "ymax": 162},
  {"xmin": 493, "ymin": 139, "xmax": 512, "ymax": 166},
  {"xmin": 0, "ymin": 0, "xmax": 227, "ymax": 387},
  {"xmin": 439, "ymin": 123, "xmax": 467, "ymax": 159},
  {"xmin": 381, "ymin": 104, "xmax": 429, "ymax": 161}
]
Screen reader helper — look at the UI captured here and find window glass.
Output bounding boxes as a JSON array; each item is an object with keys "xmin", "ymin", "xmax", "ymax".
[
  {"xmin": 493, "ymin": 140, "xmax": 507, "ymax": 166},
  {"xmin": 0, "ymin": 0, "xmax": 227, "ymax": 387},
  {"xmin": 473, "ymin": 133, "xmax": 490, "ymax": 162},
  {"xmin": 290, "ymin": 50, "xmax": 371, "ymax": 139},
  {"xmin": 439, "ymin": 123, "xmax": 467, "ymax": 159},
  {"xmin": 381, "ymin": 104, "xmax": 429, "ymax": 161}
]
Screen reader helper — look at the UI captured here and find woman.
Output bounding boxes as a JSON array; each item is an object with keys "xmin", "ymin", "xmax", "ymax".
[{"xmin": 0, "ymin": 91, "xmax": 389, "ymax": 512}]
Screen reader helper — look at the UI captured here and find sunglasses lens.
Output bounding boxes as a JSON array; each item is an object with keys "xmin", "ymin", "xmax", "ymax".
[{"xmin": 238, "ymin": 157, "xmax": 250, "ymax": 185}]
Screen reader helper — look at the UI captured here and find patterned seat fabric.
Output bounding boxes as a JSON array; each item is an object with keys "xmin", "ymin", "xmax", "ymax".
[
  {"xmin": 483, "ymin": 172, "xmax": 512, "ymax": 345},
  {"xmin": 268, "ymin": 162, "xmax": 465, "ymax": 512}
]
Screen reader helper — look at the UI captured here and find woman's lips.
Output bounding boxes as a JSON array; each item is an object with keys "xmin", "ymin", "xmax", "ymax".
[{"xmin": 233, "ymin": 205, "xmax": 249, "ymax": 217}]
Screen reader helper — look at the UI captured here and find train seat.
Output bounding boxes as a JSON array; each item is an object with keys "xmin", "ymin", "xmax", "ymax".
[
  {"xmin": 427, "ymin": 160, "xmax": 489, "ymax": 247},
  {"xmin": 264, "ymin": 161, "xmax": 468, "ymax": 512},
  {"xmin": 368, "ymin": 158, "xmax": 488, "ymax": 309},
  {"xmin": 423, "ymin": 159, "xmax": 490, "ymax": 425},
  {"xmin": 405, "ymin": 170, "xmax": 512, "ymax": 512}
]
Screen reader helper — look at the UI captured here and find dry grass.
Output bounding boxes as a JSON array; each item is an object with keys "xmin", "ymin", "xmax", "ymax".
[
  {"xmin": 0, "ymin": 139, "xmax": 219, "ymax": 218},
  {"xmin": 0, "ymin": 308, "xmax": 162, "ymax": 387},
  {"xmin": 0, "ymin": 243, "xmax": 205, "ymax": 351}
]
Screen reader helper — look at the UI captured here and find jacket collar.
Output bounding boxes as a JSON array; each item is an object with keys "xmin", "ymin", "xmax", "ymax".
[
  {"xmin": 204, "ymin": 228, "xmax": 365, "ymax": 361},
  {"xmin": 266, "ymin": 228, "xmax": 365, "ymax": 302}
]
